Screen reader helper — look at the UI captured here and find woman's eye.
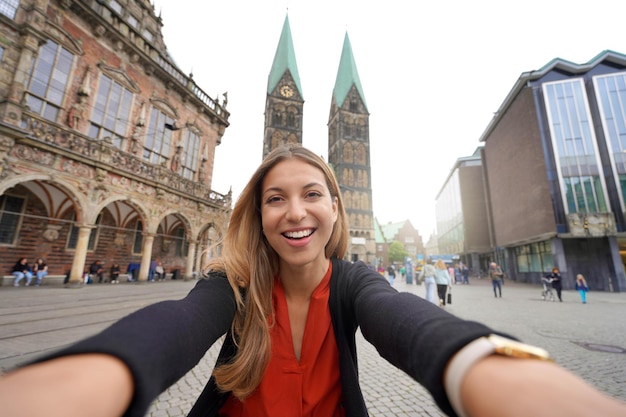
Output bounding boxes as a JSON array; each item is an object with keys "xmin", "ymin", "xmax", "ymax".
[
  {"xmin": 306, "ymin": 191, "xmax": 322, "ymax": 199},
  {"xmin": 266, "ymin": 196, "xmax": 283, "ymax": 204}
]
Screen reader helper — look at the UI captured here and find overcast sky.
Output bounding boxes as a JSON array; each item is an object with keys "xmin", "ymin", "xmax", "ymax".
[{"xmin": 151, "ymin": 0, "xmax": 625, "ymax": 238}]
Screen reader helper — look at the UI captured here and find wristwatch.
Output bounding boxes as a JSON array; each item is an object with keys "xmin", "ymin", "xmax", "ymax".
[{"xmin": 445, "ymin": 335, "xmax": 552, "ymax": 417}]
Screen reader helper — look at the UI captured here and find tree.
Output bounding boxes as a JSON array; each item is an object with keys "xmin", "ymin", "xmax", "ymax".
[{"xmin": 388, "ymin": 241, "xmax": 408, "ymax": 264}]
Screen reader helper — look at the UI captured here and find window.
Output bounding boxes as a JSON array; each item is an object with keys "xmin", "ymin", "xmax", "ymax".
[
  {"xmin": 109, "ymin": 0, "xmax": 122, "ymax": 14},
  {"xmin": 594, "ymin": 72, "xmax": 626, "ymax": 212},
  {"xmin": 543, "ymin": 79, "xmax": 608, "ymax": 213},
  {"xmin": 88, "ymin": 74, "xmax": 133, "ymax": 148},
  {"xmin": 515, "ymin": 241, "xmax": 553, "ymax": 273},
  {"xmin": 143, "ymin": 108, "xmax": 174, "ymax": 165},
  {"xmin": 25, "ymin": 40, "xmax": 74, "ymax": 122},
  {"xmin": 0, "ymin": 0, "xmax": 19, "ymax": 19},
  {"xmin": 181, "ymin": 130, "xmax": 200, "ymax": 180},
  {"xmin": 0, "ymin": 195, "xmax": 25, "ymax": 245},
  {"xmin": 133, "ymin": 220, "xmax": 143, "ymax": 254},
  {"xmin": 174, "ymin": 226, "xmax": 188, "ymax": 257},
  {"xmin": 142, "ymin": 29, "xmax": 154, "ymax": 43},
  {"xmin": 127, "ymin": 14, "xmax": 139, "ymax": 29},
  {"xmin": 67, "ymin": 214, "xmax": 100, "ymax": 250}
]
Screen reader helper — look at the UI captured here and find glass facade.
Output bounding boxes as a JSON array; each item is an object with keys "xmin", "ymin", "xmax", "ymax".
[
  {"xmin": 543, "ymin": 79, "xmax": 608, "ymax": 214},
  {"xmin": 435, "ymin": 170, "xmax": 463, "ymax": 255},
  {"xmin": 594, "ymin": 72, "xmax": 626, "ymax": 213},
  {"xmin": 515, "ymin": 241, "xmax": 553, "ymax": 273}
]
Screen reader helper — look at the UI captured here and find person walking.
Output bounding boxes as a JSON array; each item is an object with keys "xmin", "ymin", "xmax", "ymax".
[
  {"xmin": 489, "ymin": 262, "xmax": 504, "ymax": 298},
  {"xmin": 434, "ymin": 259, "xmax": 451, "ymax": 307},
  {"xmin": 1, "ymin": 144, "xmax": 625, "ymax": 417},
  {"xmin": 419, "ymin": 261, "xmax": 438, "ymax": 304},
  {"xmin": 461, "ymin": 262, "xmax": 469, "ymax": 285},
  {"xmin": 546, "ymin": 267, "xmax": 563, "ymax": 302},
  {"xmin": 575, "ymin": 274, "xmax": 589, "ymax": 304},
  {"xmin": 387, "ymin": 264, "xmax": 396, "ymax": 286},
  {"xmin": 12, "ymin": 258, "xmax": 33, "ymax": 287}
]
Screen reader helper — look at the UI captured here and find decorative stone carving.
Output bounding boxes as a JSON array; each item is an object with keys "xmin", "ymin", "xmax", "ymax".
[
  {"xmin": 114, "ymin": 232, "xmax": 126, "ymax": 247},
  {"xmin": 42, "ymin": 224, "xmax": 63, "ymax": 242},
  {"xmin": 567, "ymin": 213, "xmax": 616, "ymax": 236}
]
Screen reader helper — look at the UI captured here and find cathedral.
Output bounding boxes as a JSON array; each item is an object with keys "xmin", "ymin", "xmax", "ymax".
[{"xmin": 264, "ymin": 15, "xmax": 376, "ymax": 264}]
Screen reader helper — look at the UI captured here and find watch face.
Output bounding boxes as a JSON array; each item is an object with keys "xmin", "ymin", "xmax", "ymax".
[{"xmin": 279, "ymin": 85, "xmax": 294, "ymax": 98}]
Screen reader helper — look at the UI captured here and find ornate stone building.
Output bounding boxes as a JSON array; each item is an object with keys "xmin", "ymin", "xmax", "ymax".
[
  {"xmin": 263, "ymin": 14, "xmax": 303, "ymax": 159},
  {"xmin": 0, "ymin": 0, "xmax": 231, "ymax": 284},
  {"xmin": 328, "ymin": 33, "xmax": 375, "ymax": 263}
]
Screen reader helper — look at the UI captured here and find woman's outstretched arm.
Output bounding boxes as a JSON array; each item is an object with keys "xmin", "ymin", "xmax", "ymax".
[
  {"xmin": 0, "ymin": 354, "xmax": 133, "ymax": 417},
  {"xmin": 461, "ymin": 356, "xmax": 626, "ymax": 417}
]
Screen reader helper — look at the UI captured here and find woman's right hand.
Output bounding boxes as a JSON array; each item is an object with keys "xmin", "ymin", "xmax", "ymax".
[{"xmin": 0, "ymin": 354, "xmax": 133, "ymax": 417}]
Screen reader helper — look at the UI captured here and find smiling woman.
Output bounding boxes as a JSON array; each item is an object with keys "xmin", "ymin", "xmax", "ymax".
[{"xmin": 1, "ymin": 144, "xmax": 625, "ymax": 417}]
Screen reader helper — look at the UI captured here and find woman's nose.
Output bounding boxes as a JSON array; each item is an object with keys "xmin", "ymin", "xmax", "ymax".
[{"xmin": 285, "ymin": 200, "xmax": 306, "ymax": 221}]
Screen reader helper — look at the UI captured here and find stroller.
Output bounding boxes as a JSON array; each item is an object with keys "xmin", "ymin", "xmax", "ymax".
[{"xmin": 541, "ymin": 277, "xmax": 555, "ymax": 301}]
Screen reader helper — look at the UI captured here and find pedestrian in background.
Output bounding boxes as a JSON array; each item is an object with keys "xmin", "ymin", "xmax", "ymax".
[
  {"xmin": 419, "ymin": 262, "xmax": 438, "ymax": 304},
  {"xmin": 546, "ymin": 267, "xmax": 563, "ymax": 302},
  {"xmin": 461, "ymin": 262, "xmax": 469, "ymax": 285},
  {"xmin": 110, "ymin": 263, "xmax": 121, "ymax": 284},
  {"xmin": 33, "ymin": 258, "xmax": 48, "ymax": 286},
  {"xmin": 387, "ymin": 264, "xmax": 396, "ymax": 286},
  {"xmin": 89, "ymin": 260, "xmax": 105, "ymax": 283},
  {"xmin": 155, "ymin": 261, "xmax": 165, "ymax": 281},
  {"xmin": 12, "ymin": 257, "xmax": 33, "ymax": 287},
  {"xmin": 575, "ymin": 274, "xmax": 589, "ymax": 304},
  {"xmin": 489, "ymin": 262, "xmax": 504, "ymax": 298},
  {"xmin": 434, "ymin": 259, "xmax": 451, "ymax": 307}
]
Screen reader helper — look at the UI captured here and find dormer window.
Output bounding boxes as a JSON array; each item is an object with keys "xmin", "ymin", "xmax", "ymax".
[
  {"xmin": 0, "ymin": 0, "xmax": 19, "ymax": 19},
  {"xmin": 127, "ymin": 14, "xmax": 139, "ymax": 29},
  {"xmin": 142, "ymin": 29, "xmax": 154, "ymax": 43},
  {"xmin": 110, "ymin": 0, "xmax": 122, "ymax": 14}
]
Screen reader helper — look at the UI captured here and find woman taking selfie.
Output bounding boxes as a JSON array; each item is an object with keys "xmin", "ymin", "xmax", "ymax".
[{"xmin": 0, "ymin": 144, "xmax": 624, "ymax": 417}]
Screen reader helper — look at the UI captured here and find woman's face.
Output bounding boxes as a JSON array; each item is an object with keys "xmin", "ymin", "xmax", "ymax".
[{"xmin": 261, "ymin": 158, "xmax": 338, "ymax": 271}]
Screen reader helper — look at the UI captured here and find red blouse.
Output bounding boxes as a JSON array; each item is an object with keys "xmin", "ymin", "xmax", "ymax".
[{"xmin": 219, "ymin": 261, "xmax": 344, "ymax": 417}]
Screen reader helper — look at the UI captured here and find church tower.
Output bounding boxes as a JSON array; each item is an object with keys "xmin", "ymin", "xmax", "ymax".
[
  {"xmin": 263, "ymin": 15, "xmax": 304, "ymax": 159},
  {"xmin": 328, "ymin": 33, "xmax": 376, "ymax": 264}
]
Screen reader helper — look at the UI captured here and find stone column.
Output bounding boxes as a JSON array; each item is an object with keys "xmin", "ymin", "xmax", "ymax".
[
  {"xmin": 194, "ymin": 242, "xmax": 203, "ymax": 277},
  {"xmin": 138, "ymin": 233, "xmax": 155, "ymax": 282},
  {"xmin": 69, "ymin": 225, "xmax": 93, "ymax": 285},
  {"xmin": 185, "ymin": 240, "xmax": 197, "ymax": 280}
]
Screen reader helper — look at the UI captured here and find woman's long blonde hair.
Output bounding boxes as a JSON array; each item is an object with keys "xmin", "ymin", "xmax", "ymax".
[
  {"xmin": 435, "ymin": 259, "xmax": 447, "ymax": 270},
  {"xmin": 206, "ymin": 144, "xmax": 348, "ymax": 399}
]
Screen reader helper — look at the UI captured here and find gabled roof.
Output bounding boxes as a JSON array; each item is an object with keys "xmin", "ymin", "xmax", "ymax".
[
  {"xmin": 267, "ymin": 14, "xmax": 303, "ymax": 97},
  {"xmin": 373, "ymin": 217, "xmax": 385, "ymax": 243},
  {"xmin": 479, "ymin": 50, "xmax": 626, "ymax": 142},
  {"xmin": 332, "ymin": 32, "xmax": 368, "ymax": 111},
  {"xmin": 379, "ymin": 220, "xmax": 408, "ymax": 242}
]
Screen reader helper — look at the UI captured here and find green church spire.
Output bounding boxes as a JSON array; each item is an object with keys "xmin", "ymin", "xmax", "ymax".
[
  {"xmin": 267, "ymin": 14, "xmax": 303, "ymax": 97},
  {"xmin": 332, "ymin": 32, "xmax": 367, "ymax": 111}
]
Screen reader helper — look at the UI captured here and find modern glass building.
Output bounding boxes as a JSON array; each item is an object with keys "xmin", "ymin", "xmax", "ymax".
[
  {"xmin": 435, "ymin": 150, "xmax": 491, "ymax": 276},
  {"xmin": 477, "ymin": 50, "xmax": 626, "ymax": 291}
]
